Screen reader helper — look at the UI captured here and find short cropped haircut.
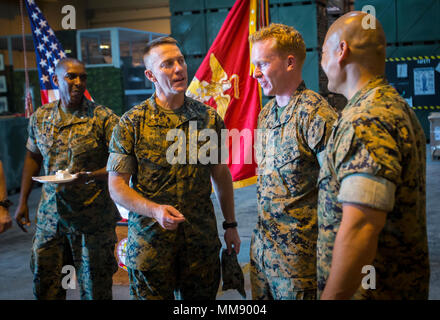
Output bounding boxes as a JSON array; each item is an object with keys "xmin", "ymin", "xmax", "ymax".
[
  {"xmin": 249, "ymin": 23, "xmax": 306, "ymax": 67},
  {"xmin": 143, "ymin": 36, "xmax": 179, "ymax": 68},
  {"xmin": 55, "ymin": 58, "xmax": 85, "ymax": 75}
]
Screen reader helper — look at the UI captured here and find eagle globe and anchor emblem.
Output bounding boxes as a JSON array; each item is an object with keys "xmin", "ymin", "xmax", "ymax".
[{"xmin": 187, "ymin": 53, "xmax": 240, "ymax": 118}]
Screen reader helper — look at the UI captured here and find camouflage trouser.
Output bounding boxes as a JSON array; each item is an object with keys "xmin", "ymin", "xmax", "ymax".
[
  {"xmin": 250, "ymin": 239, "xmax": 317, "ymax": 300},
  {"xmin": 30, "ymin": 227, "xmax": 118, "ymax": 300},
  {"xmin": 127, "ymin": 245, "xmax": 221, "ymax": 300}
]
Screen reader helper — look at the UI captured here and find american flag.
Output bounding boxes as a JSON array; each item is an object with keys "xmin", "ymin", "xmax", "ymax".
[{"xmin": 24, "ymin": 0, "xmax": 92, "ymax": 108}]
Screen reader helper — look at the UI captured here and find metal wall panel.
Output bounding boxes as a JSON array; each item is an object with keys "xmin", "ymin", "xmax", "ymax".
[
  {"xmin": 205, "ymin": 0, "xmax": 235, "ymax": 10},
  {"xmin": 169, "ymin": 0, "xmax": 205, "ymax": 13},
  {"xmin": 386, "ymin": 45, "xmax": 399, "ymax": 58},
  {"xmin": 354, "ymin": 0, "xmax": 397, "ymax": 43},
  {"xmin": 206, "ymin": 10, "xmax": 229, "ymax": 49},
  {"xmin": 275, "ymin": 0, "xmax": 325, "ymax": 4},
  {"xmin": 387, "ymin": 44, "xmax": 440, "ymax": 58},
  {"xmin": 269, "ymin": 4, "xmax": 279, "ymax": 23},
  {"xmin": 272, "ymin": 3, "xmax": 322, "ymax": 49},
  {"xmin": 171, "ymin": 13, "xmax": 207, "ymax": 55},
  {"xmin": 185, "ymin": 55, "xmax": 205, "ymax": 82},
  {"xmin": 396, "ymin": 0, "xmax": 440, "ymax": 43},
  {"xmin": 302, "ymin": 50, "xmax": 320, "ymax": 93}
]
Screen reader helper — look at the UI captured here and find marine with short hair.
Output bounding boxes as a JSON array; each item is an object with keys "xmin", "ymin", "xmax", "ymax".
[
  {"xmin": 107, "ymin": 36, "xmax": 241, "ymax": 300},
  {"xmin": 249, "ymin": 23, "xmax": 337, "ymax": 300},
  {"xmin": 318, "ymin": 12, "xmax": 430, "ymax": 299},
  {"xmin": 14, "ymin": 58, "xmax": 120, "ymax": 300}
]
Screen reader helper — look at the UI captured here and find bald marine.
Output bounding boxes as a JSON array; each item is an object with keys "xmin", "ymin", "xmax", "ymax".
[
  {"xmin": 321, "ymin": 11, "xmax": 387, "ymax": 99},
  {"xmin": 317, "ymin": 11, "xmax": 430, "ymax": 300}
]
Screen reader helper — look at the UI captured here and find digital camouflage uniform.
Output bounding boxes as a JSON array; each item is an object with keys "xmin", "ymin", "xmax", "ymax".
[
  {"xmin": 27, "ymin": 98, "xmax": 120, "ymax": 300},
  {"xmin": 317, "ymin": 76, "xmax": 430, "ymax": 299},
  {"xmin": 107, "ymin": 95, "xmax": 224, "ymax": 300},
  {"xmin": 251, "ymin": 81, "xmax": 337, "ymax": 299}
]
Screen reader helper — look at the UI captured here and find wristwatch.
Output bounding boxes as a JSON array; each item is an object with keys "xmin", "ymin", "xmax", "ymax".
[
  {"xmin": 222, "ymin": 220, "xmax": 238, "ymax": 230},
  {"xmin": 0, "ymin": 199, "xmax": 13, "ymax": 209}
]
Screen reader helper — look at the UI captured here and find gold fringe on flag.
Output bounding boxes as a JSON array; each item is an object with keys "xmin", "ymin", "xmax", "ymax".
[{"xmin": 238, "ymin": 0, "xmax": 270, "ymax": 189}]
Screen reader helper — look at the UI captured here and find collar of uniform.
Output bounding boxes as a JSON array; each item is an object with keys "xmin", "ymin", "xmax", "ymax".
[
  {"xmin": 50, "ymin": 97, "xmax": 91, "ymax": 129},
  {"xmin": 265, "ymin": 80, "xmax": 306, "ymax": 129},
  {"xmin": 344, "ymin": 75, "xmax": 388, "ymax": 113},
  {"xmin": 146, "ymin": 94, "xmax": 201, "ymax": 128}
]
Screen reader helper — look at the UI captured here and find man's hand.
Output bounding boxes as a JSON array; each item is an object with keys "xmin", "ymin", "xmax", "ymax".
[
  {"xmin": 0, "ymin": 208, "xmax": 12, "ymax": 233},
  {"xmin": 210, "ymin": 164, "xmax": 241, "ymax": 254},
  {"xmin": 14, "ymin": 203, "xmax": 31, "ymax": 233},
  {"xmin": 224, "ymin": 227, "xmax": 241, "ymax": 255},
  {"xmin": 73, "ymin": 167, "xmax": 108, "ymax": 184},
  {"xmin": 70, "ymin": 171, "xmax": 94, "ymax": 184},
  {"xmin": 152, "ymin": 204, "xmax": 185, "ymax": 230}
]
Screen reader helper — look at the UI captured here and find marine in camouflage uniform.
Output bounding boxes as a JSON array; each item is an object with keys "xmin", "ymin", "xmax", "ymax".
[
  {"xmin": 251, "ymin": 81, "xmax": 337, "ymax": 299},
  {"xmin": 317, "ymin": 75, "xmax": 430, "ymax": 299},
  {"xmin": 28, "ymin": 98, "xmax": 120, "ymax": 300},
  {"xmin": 108, "ymin": 37, "xmax": 239, "ymax": 300},
  {"xmin": 107, "ymin": 95, "xmax": 226, "ymax": 299},
  {"xmin": 15, "ymin": 59, "xmax": 119, "ymax": 300}
]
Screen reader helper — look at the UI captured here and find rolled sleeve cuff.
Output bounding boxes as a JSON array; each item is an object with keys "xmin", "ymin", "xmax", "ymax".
[
  {"xmin": 107, "ymin": 153, "xmax": 136, "ymax": 174},
  {"xmin": 338, "ymin": 173, "xmax": 396, "ymax": 212},
  {"xmin": 26, "ymin": 138, "xmax": 39, "ymax": 154}
]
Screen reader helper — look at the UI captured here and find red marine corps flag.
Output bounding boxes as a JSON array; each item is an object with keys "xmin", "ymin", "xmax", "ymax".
[{"xmin": 187, "ymin": 0, "xmax": 269, "ymax": 188}]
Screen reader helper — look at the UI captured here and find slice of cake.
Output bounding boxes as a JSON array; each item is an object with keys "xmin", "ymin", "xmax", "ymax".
[{"xmin": 55, "ymin": 169, "xmax": 70, "ymax": 180}]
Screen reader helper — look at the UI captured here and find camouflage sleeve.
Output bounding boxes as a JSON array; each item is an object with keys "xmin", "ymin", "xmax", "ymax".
[
  {"xmin": 25, "ymin": 112, "xmax": 40, "ymax": 154},
  {"xmin": 103, "ymin": 110, "xmax": 120, "ymax": 148},
  {"xmin": 303, "ymin": 104, "xmax": 337, "ymax": 156},
  {"xmin": 106, "ymin": 115, "xmax": 137, "ymax": 174},
  {"xmin": 257, "ymin": 99, "xmax": 273, "ymax": 128},
  {"xmin": 333, "ymin": 114, "xmax": 401, "ymax": 211}
]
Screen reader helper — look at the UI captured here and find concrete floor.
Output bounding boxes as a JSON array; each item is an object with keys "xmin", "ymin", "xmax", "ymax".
[
  {"xmin": 0, "ymin": 177, "xmax": 258, "ymax": 300},
  {"xmin": 1, "ymin": 147, "xmax": 439, "ymax": 300}
]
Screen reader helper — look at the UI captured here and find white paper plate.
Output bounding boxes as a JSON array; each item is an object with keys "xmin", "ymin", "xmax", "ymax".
[{"xmin": 32, "ymin": 173, "xmax": 77, "ymax": 184}]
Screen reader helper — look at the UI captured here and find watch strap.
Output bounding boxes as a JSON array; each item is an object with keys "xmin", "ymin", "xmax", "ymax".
[
  {"xmin": 222, "ymin": 221, "xmax": 238, "ymax": 230},
  {"xmin": 0, "ymin": 199, "xmax": 13, "ymax": 209}
]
